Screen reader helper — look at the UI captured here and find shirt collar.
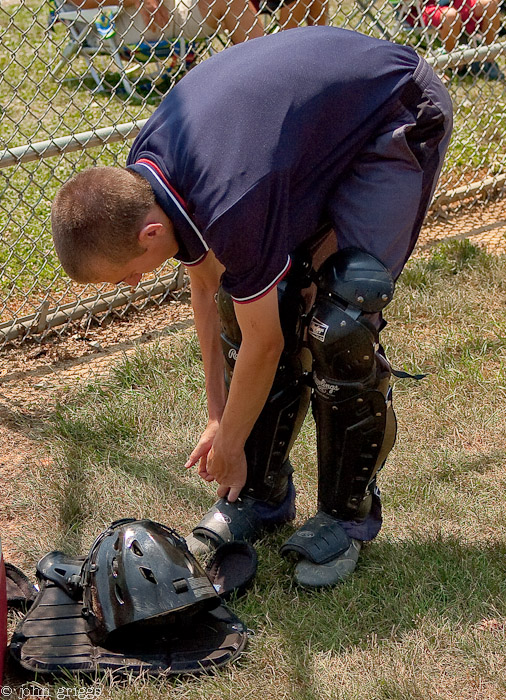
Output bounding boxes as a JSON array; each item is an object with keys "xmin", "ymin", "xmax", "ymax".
[{"xmin": 127, "ymin": 158, "xmax": 208, "ymax": 265}]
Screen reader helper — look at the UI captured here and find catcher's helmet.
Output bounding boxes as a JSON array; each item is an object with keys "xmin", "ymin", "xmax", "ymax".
[{"xmin": 81, "ymin": 519, "xmax": 219, "ymax": 644}]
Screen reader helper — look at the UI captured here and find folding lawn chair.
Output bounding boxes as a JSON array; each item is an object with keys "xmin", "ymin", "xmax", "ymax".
[{"xmin": 48, "ymin": 0, "xmax": 207, "ymax": 96}]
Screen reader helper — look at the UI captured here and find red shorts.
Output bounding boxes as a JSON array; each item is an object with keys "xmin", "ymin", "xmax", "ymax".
[{"xmin": 408, "ymin": 0, "xmax": 479, "ymax": 35}]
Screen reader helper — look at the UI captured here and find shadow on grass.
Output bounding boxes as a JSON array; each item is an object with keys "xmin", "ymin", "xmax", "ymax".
[
  {"xmin": 0, "ymin": 401, "xmax": 214, "ymax": 556},
  {"xmin": 434, "ymin": 447, "xmax": 506, "ymax": 481},
  {"xmin": 235, "ymin": 532, "xmax": 506, "ymax": 695},
  {"xmin": 47, "ymin": 444, "xmax": 216, "ymax": 555}
]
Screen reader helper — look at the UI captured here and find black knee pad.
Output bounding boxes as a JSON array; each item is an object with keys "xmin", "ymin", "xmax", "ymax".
[
  {"xmin": 308, "ymin": 247, "xmax": 394, "ymax": 387},
  {"xmin": 217, "ymin": 251, "xmax": 312, "ymax": 504},
  {"xmin": 308, "ymin": 248, "xmax": 397, "ymax": 520}
]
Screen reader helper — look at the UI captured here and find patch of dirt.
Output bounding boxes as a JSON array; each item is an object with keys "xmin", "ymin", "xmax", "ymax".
[
  {"xmin": 419, "ymin": 198, "xmax": 506, "ymax": 254},
  {"xmin": 1, "ymin": 197, "xmax": 506, "ymax": 563},
  {"xmin": 0, "ymin": 294, "xmax": 194, "ymax": 562}
]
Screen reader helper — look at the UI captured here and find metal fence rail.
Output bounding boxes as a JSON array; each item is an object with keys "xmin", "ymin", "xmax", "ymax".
[{"xmin": 1, "ymin": 0, "xmax": 505, "ymax": 345}]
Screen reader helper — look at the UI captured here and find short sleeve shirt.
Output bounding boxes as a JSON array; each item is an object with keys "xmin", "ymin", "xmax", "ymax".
[{"xmin": 127, "ymin": 26, "xmax": 420, "ymax": 302}]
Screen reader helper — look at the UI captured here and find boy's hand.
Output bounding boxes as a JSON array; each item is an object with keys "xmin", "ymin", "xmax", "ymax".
[
  {"xmin": 195, "ymin": 428, "xmax": 246, "ymax": 502},
  {"xmin": 185, "ymin": 419, "xmax": 220, "ymax": 477}
]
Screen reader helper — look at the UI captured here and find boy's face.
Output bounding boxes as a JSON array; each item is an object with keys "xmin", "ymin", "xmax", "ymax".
[
  {"xmin": 89, "ymin": 211, "xmax": 178, "ymax": 287},
  {"xmin": 91, "ymin": 231, "xmax": 175, "ymax": 287}
]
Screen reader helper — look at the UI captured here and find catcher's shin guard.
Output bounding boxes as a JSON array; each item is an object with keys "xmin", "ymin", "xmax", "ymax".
[
  {"xmin": 217, "ymin": 253, "xmax": 312, "ymax": 504},
  {"xmin": 308, "ymin": 248, "xmax": 398, "ymax": 521}
]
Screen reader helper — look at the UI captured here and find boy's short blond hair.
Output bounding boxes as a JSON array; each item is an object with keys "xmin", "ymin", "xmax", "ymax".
[{"xmin": 51, "ymin": 166, "xmax": 155, "ymax": 282}]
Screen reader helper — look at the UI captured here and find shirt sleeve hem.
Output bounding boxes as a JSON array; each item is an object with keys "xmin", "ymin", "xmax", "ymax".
[
  {"xmin": 178, "ymin": 252, "xmax": 209, "ymax": 267},
  {"xmin": 231, "ymin": 255, "xmax": 292, "ymax": 304}
]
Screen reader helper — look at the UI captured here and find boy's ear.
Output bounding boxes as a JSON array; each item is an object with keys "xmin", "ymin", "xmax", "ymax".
[{"xmin": 138, "ymin": 222, "xmax": 163, "ymax": 245}]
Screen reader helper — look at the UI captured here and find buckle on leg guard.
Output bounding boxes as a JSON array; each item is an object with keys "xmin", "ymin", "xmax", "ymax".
[{"xmin": 280, "ymin": 511, "xmax": 351, "ymax": 564}]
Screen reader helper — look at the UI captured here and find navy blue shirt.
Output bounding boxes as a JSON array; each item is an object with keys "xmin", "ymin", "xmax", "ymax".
[{"xmin": 127, "ymin": 26, "xmax": 420, "ymax": 302}]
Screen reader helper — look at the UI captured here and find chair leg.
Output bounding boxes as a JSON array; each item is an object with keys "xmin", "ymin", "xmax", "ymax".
[
  {"xmin": 105, "ymin": 38, "xmax": 134, "ymax": 95},
  {"xmin": 52, "ymin": 22, "xmax": 90, "ymax": 78},
  {"xmin": 52, "ymin": 37, "xmax": 80, "ymax": 77},
  {"xmin": 80, "ymin": 49, "xmax": 109, "ymax": 92},
  {"xmin": 55, "ymin": 23, "xmax": 106, "ymax": 91}
]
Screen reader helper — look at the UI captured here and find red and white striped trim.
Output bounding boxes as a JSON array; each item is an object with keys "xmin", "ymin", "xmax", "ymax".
[
  {"xmin": 184, "ymin": 253, "xmax": 208, "ymax": 267},
  {"xmin": 135, "ymin": 158, "xmax": 209, "ymax": 265},
  {"xmin": 232, "ymin": 255, "xmax": 292, "ymax": 304}
]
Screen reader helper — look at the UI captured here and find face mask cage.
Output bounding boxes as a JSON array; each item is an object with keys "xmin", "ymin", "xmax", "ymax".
[{"xmin": 81, "ymin": 518, "xmax": 219, "ymax": 644}]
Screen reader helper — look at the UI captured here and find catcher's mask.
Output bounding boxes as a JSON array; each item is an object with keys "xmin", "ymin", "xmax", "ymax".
[{"xmin": 81, "ymin": 518, "xmax": 220, "ymax": 644}]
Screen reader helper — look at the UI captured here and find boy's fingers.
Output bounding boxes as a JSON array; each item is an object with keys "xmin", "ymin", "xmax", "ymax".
[
  {"xmin": 217, "ymin": 484, "xmax": 230, "ymax": 499},
  {"xmin": 184, "ymin": 450, "xmax": 197, "ymax": 469},
  {"xmin": 216, "ymin": 485, "xmax": 241, "ymax": 502},
  {"xmin": 197, "ymin": 454, "xmax": 209, "ymax": 477},
  {"xmin": 185, "ymin": 443, "xmax": 208, "ymax": 469},
  {"xmin": 227, "ymin": 486, "xmax": 242, "ymax": 502}
]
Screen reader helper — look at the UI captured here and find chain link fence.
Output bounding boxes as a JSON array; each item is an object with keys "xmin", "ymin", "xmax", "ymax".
[{"xmin": 1, "ymin": 0, "xmax": 505, "ymax": 346}]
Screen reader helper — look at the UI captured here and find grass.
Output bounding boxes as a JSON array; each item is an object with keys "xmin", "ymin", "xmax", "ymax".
[
  {"xmin": 0, "ymin": 0, "xmax": 165, "ymax": 304},
  {"xmin": 5, "ymin": 239, "xmax": 506, "ymax": 699}
]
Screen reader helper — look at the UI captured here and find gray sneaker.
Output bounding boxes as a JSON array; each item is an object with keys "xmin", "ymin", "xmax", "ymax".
[{"xmin": 294, "ymin": 539, "xmax": 362, "ymax": 589}]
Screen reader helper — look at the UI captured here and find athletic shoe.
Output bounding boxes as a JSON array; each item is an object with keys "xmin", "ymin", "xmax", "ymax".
[{"xmin": 294, "ymin": 539, "xmax": 362, "ymax": 589}]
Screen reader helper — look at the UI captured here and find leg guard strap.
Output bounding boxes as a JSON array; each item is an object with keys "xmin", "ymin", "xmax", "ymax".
[{"xmin": 280, "ymin": 511, "xmax": 352, "ymax": 564}]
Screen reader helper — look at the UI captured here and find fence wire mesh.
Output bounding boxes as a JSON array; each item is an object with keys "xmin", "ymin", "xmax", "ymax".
[{"xmin": 1, "ymin": 0, "xmax": 505, "ymax": 346}]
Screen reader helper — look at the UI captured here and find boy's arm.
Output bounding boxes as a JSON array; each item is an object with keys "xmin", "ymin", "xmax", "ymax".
[
  {"xmin": 185, "ymin": 253, "xmax": 228, "ymax": 470},
  {"xmin": 202, "ymin": 287, "xmax": 285, "ymax": 502},
  {"xmin": 185, "ymin": 252, "xmax": 285, "ymax": 502}
]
